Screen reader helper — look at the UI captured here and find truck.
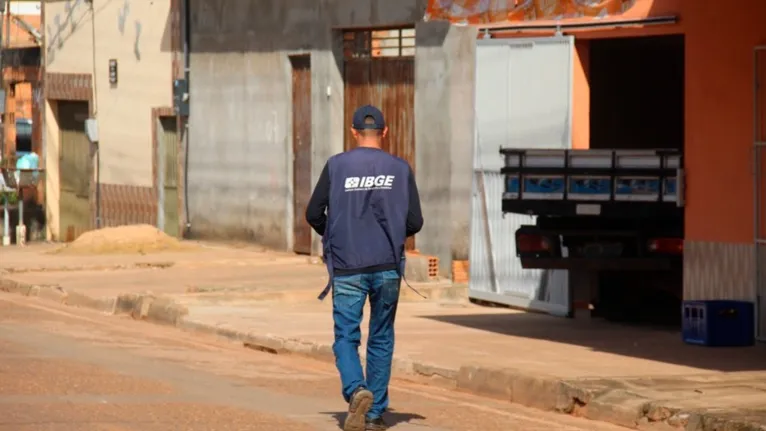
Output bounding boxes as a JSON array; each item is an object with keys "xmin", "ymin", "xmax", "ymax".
[{"xmin": 499, "ymin": 148, "xmax": 685, "ymax": 321}]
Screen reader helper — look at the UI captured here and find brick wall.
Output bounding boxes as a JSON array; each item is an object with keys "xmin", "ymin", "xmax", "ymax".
[{"xmin": 99, "ymin": 183, "xmax": 157, "ymax": 227}]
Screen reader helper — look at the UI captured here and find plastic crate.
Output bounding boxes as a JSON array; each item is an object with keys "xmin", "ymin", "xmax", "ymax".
[{"xmin": 682, "ymin": 300, "xmax": 755, "ymax": 347}]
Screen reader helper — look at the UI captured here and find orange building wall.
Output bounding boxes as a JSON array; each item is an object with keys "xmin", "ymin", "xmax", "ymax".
[
  {"xmin": 572, "ymin": 40, "xmax": 590, "ymax": 150},
  {"xmin": 577, "ymin": 0, "xmax": 765, "ymax": 244},
  {"xmin": 573, "ymin": 0, "xmax": 765, "ymax": 244},
  {"xmin": 683, "ymin": 1, "xmax": 766, "ymax": 244}
]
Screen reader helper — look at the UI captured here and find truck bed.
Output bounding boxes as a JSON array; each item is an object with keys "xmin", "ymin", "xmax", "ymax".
[{"xmin": 499, "ymin": 148, "xmax": 684, "ymax": 219}]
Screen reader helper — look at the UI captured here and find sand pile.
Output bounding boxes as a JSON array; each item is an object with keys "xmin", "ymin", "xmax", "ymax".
[{"xmin": 51, "ymin": 224, "xmax": 198, "ymax": 255}]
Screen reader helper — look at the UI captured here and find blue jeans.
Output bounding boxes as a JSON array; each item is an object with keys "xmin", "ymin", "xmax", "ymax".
[{"xmin": 332, "ymin": 269, "xmax": 401, "ymax": 420}]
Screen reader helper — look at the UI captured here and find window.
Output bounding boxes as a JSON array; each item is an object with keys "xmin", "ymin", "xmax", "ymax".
[{"xmin": 343, "ymin": 27, "xmax": 415, "ymax": 59}]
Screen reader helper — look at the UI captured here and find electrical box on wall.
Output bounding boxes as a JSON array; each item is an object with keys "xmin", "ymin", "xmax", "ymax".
[
  {"xmin": 85, "ymin": 118, "xmax": 99, "ymax": 143},
  {"xmin": 173, "ymin": 79, "xmax": 189, "ymax": 116}
]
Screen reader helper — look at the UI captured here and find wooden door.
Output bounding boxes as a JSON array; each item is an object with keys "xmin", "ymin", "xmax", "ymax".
[
  {"xmin": 291, "ymin": 55, "xmax": 313, "ymax": 255},
  {"xmin": 58, "ymin": 101, "xmax": 91, "ymax": 242},
  {"xmin": 344, "ymin": 57, "xmax": 416, "ymax": 250},
  {"xmin": 755, "ymin": 47, "xmax": 766, "ymax": 341},
  {"xmin": 160, "ymin": 117, "xmax": 180, "ymax": 238}
]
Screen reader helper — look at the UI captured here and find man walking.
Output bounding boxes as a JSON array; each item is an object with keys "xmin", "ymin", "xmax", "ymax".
[{"xmin": 306, "ymin": 105, "xmax": 423, "ymax": 431}]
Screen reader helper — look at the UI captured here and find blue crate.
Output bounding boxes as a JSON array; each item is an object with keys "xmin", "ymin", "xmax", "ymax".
[{"xmin": 682, "ymin": 300, "xmax": 755, "ymax": 347}]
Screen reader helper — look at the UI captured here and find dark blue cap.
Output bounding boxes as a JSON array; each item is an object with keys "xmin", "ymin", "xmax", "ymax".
[{"xmin": 352, "ymin": 105, "xmax": 386, "ymax": 130}]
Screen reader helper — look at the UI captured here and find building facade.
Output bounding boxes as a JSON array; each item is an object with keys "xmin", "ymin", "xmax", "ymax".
[
  {"xmin": 487, "ymin": 0, "xmax": 764, "ymax": 304},
  {"xmin": 432, "ymin": 0, "xmax": 766, "ymax": 333},
  {"xmin": 1, "ymin": 0, "xmax": 43, "ymax": 158},
  {"xmin": 186, "ymin": 0, "xmax": 476, "ymax": 275},
  {"xmin": 42, "ymin": 0, "xmax": 184, "ymax": 241}
]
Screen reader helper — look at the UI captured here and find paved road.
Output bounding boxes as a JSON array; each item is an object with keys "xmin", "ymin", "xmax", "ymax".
[{"xmin": 0, "ymin": 296, "xmax": 626, "ymax": 431}]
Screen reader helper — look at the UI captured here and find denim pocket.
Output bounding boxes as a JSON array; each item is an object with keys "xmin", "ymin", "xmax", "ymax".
[
  {"xmin": 380, "ymin": 274, "xmax": 401, "ymax": 307},
  {"xmin": 333, "ymin": 276, "xmax": 366, "ymax": 308}
]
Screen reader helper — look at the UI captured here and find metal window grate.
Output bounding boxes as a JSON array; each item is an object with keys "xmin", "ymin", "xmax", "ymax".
[{"xmin": 343, "ymin": 28, "xmax": 415, "ymax": 59}]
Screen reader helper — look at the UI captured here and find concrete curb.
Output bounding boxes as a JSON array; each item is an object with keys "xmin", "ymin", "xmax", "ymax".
[
  {"xmin": 0, "ymin": 278, "xmax": 188, "ymax": 325},
  {"xmin": 1, "ymin": 261, "xmax": 176, "ymax": 275},
  {"xmin": 1, "ymin": 277, "xmax": 764, "ymax": 431},
  {"xmin": 181, "ymin": 283, "xmax": 468, "ymax": 304}
]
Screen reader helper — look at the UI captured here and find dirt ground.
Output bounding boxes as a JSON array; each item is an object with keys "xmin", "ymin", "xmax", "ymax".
[{"xmin": 49, "ymin": 225, "xmax": 200, "ymax": 255}]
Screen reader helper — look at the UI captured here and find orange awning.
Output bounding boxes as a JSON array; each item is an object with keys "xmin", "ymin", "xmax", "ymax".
[{"xmin": 425, "ymin": 0, "xmax": 638, "ymax": 25}]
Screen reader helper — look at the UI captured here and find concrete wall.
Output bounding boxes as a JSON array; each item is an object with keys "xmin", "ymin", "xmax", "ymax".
[
  {"xmin": 414, "ymin": 21, "xmax": 477, "ymax": 275},
  {"xmin": 187, "ymin": 0, "xmax": 471, "ymax": 253},
  {"xmin": 45, "ymin": 0, "xmax": 173, "ymax": 187}
]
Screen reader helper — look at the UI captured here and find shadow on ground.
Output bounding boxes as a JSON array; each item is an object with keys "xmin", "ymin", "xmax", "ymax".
[
  {"xmin": 421, "ymin": 311, "xmax": 766, "ymax": 372},
  {"xmin": 324, "ymin": 409, "xmax": 426, "ymax": 430}
]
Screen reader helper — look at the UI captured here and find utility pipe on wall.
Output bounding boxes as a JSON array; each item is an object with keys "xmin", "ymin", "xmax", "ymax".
[{"xmin": 181, "ymin": 0, "xmax": 192, "ymax": 237}]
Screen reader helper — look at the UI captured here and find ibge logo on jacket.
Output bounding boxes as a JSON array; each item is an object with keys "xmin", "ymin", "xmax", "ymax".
[{"xmin": 344, "ymin": 175, "xmax": 395, "ymax": 192}]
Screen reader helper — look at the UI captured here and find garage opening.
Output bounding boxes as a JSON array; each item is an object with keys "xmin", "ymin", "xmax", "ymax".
[
  {"xmin": 590, "ymin": 35, "xmax": 684, "ymax": 151},
  {"xmin": 588, "ymin": 34, "xmax": 685, "ymax": 326}
]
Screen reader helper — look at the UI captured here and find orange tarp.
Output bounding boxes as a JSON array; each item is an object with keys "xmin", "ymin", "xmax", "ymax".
[{"xmin": 425, "ymin": 0, "xmax": 638, "ymax": 24}]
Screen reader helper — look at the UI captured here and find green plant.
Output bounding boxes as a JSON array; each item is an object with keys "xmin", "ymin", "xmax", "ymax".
[{"xmin": 0, "ymin": 190, "xmax": 18, "ymax": 206}]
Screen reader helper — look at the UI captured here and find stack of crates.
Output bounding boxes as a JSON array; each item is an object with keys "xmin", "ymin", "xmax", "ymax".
[{"xmin": 682, "ymin": 300, "xmax": 755, "ymax": 347}]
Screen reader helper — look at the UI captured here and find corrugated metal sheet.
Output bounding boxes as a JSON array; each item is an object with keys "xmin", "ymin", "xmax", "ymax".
[
  {"xmin": 292, "ymin": 55, "xmax": 313, "ymax": 255},
  {"xmin": 469, "ymin": 36, "xmax": 573, "ymax": 315},
  {"xmin": 469, "ymin": 169, "xmax": 569, "ymax": 313}
]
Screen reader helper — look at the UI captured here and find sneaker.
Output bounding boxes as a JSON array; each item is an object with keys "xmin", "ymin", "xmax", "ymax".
[
  {"xmin": 344, "ymin": 387, "xmax": 374, "ymax": 431},
  {"xmin": 365, "ymin": 417, "xmax": 389, "ymax": 430}
]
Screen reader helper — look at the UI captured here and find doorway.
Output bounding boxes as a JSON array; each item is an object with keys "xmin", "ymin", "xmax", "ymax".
[
  {"xmin": 57, "ymin": 101, "xmax": 91, "ymax": 242},
  {"xmin": 590, "ymin": 35, "xmax": 684, "ymax": 151},
  {"xmin": 291, "ymin": 55, "xmax": 313, "ymax": 255},
  {"xmin": 588, "ymin": 35, "xmax": 685, "ymax": 325},
  {"xmin": 342, "ymin": 28, "xmax": 416, "ymax": 250},
  {"xmin": 159, "ymin": 116, "xmax": 180, "ymax": 238}
]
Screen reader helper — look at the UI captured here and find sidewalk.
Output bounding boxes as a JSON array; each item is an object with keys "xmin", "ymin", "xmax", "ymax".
[
  {"xmin": 0, "ymin": 243, "xmax": 459, "ymax": 301},
  {"xmin": 2, "ymin": 243, "xmax": 766, "ymax": 430},
  {"xmin": 179, "ymin": 301, "xmax": 766, "ymax": 428}
]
